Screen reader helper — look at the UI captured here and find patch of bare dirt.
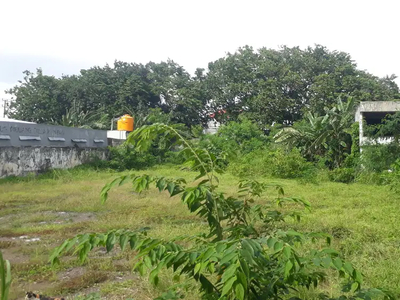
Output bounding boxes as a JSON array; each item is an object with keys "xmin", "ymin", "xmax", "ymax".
[
  {"xmin": 51, "ymin": 211, "xmax": 96, "ymax": 224},
  {"xmin": 0, "ymin": 247, "xmax": 30, "ymax": 264},
  {"xmin": 0, "ymin": 211, "xmax": 96, "ymax": 228}
]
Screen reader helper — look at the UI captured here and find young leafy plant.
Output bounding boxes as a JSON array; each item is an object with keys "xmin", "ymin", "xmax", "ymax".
[{"xmin": 51, "ymin": 123, "xmax": 394, "ymax": 300}]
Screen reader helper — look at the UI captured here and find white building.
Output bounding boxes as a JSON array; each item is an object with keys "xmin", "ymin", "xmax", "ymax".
[{"xmin": 355, "ymin": 101, "xmax": 400, "ymax": 146}]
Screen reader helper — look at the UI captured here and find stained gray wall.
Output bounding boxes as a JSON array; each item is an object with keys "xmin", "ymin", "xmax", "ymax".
[
  {"xmin": 0, "ymin": 147, "xmax": 107, "ymax": 178},
  {"xmin": 0, "ymin": 122, "xmax": 108, "ymax": 178}
]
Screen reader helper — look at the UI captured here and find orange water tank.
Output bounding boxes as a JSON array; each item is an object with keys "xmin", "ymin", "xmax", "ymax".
[{"xmin": 117, "ymin": 114, "xmax": 134, "ymax": 131}]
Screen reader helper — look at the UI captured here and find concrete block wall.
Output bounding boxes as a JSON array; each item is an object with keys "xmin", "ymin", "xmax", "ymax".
[
  {"xmin": 0, "ymin": 121, "xmax": 108, "ymax": 178},
  {"xmin": 0, "ymin": 147, "xmax": 107, "ymax": 177}
]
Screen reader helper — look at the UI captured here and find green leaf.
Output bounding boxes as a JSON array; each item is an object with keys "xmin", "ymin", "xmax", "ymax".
[
  {"xmin": 343, "ymin": 262, "xmax": 354, "ymax": 275},
  {"xmin": 333, "ymin": 258, "xmax": 343, "ymax": 270},
  {"xmin": 189, "ymin": 252, "xmax": 198, "ymax": 263},
  {"xmin": 241, "ymin": 239, "xmax": 254, "ymax": 256},
  {"xmin": 351, "ymin": 282, "xmax": 359, "ymax": 292},
  {"xmin": 182, "ymin": 191, "xmax": 193, "ymax": 203},
  {"xmin": 79, "ymin": 242, "xmax": 91, "ymax": 263},
  {"xmin": 220, "ymin": 251, "xmax": 238, "ymax": 265},
  {"xmin": 312, "ymin": 258, "xmax": 321, "ymax": 266},
  {"xmin": 149, "ymin": 266, "xmax": 161, "ymax": 286},
  {"xmin": 216, "ymin": 243, "xmax": 227, "ymax": 254},
  {"xmin": 267, "ymin": 237, "xmax": 277, "ymax": 249},
  {"xmin": 106, "ymin": 232, "xmax": 116, "ymax": 252},
  {"xmin": 194, "ymin": 263, "xmax": 202, "ymax": 275},
  {"xmin": 167, "ymin": 182, "xmax": 176, "ymax": 195},
  {"xmin": 221, "ymin": 264, "xmax": 237, "ymax": 282},
  {"xmin": 144, "ymin": 256, "xmax": 152, "ymax": 269},
  {"xmin": 235, "ymin": 283, "xmax": 245, "ymax": 300},
  {"xmin": 135, "ymin": 261, "xmax": 145, "ymax": 276},
  {"xmin": 0, "ymin": 251, "xmax": 11, "ymax": 300},
  {"xmin": 321, "ymin": 257, "xmax": 332, "ymax": 268},
  {"xmin": 119, "ymin": 234, "xmax": 128, "ymax": 251},
  {"xmin": 208, "ymin": 262, "xmax": 215, "ymax": 273},
  {"xmin": 353, "ymin": 269, "xmax": 363, "ymax": 284},
  {"xmin": 239, "ymin": 259, "xmax": 250, "ymax": 277},
  {"xmin": 129, "ymin": 236, "xmax": 137, "ymax": 249},
  {"xmin": 119, "ymin": 175, "xmax": 132, "ymax": 186},
  {"xmin": 200, "ymin": 247, "xmax": 215, "ymax": 262},
  {"xmin": 156, "ymin": 178, "xmax": 166, "ymax": 192},
  {"xmin": 274, "ymin": 241, "xmax": 284, "ymax": 252},
  {"xmin": 283, "ymin": 246, "xmax": 291, "ymax": 259},
  {"xmin": 221, "ymin": 275, "xmax": 237, "ymax": 297},
  {"xmin": 236, "ymin": 271, "xmax": 248, "ymax": 291},
  {"xmin": 284, "ymin": 260, "xmax": 293, "ymax": 278},
  {"xmin": 240, "ymin": 249, "xmax": 255, "ymax": 266}
]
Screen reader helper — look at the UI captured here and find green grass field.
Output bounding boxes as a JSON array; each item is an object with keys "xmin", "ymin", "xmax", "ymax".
[{"xmin": 1, "ymin": 166, "xmax": 400, "ymax": 299}]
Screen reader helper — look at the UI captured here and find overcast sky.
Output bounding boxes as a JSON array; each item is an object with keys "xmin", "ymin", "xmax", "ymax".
[{"xmin": 1, "ymin": 0, "xmax": 400, "ymax": 115}]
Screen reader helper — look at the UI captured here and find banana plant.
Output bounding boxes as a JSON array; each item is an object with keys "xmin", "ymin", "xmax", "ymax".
[{"xmin": 275, "ymin": 97, "xmax": 355, "ymax": 168}]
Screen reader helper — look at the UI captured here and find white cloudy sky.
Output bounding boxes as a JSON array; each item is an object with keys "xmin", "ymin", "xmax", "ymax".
[{"xmin": 1, "ymin": 0, "xmax": 400, "ymax": 115}]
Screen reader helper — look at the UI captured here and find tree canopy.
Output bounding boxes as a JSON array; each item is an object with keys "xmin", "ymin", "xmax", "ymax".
[
  {"xmin": 5, "ymin": 45, "xmax": 399, "ymax": 129},
  {"xmin": 207, "ymin": 45, "xmax": 399, "ymax": 126}
]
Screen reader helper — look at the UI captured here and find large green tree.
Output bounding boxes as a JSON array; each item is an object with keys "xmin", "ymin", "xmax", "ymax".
[
  {"xmin": 206, "ymin": 45, "xmax": 399, "ymax": 126},
  {"xmin": 7, "ymin": 69, "xmax": 68, "ymax": 123},
  {"xmin": 6, "ymin": 61, "xmax": 208, "ymax": 128}
]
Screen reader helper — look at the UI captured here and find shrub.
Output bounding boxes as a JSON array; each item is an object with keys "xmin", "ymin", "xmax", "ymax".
[
  {"xmin": 380, "ymin": 159, "xmax": 400, "ymax": 192},
  {"xmin": 229, "ymin": 148, "xmax": 315, "ymax": 179},
  {"xmin": 328, "ymin": 168, "xmax": 355, "ymax": 183},
  {"xmin": 360, "ymin": 143, "xmax": 400, "ymax": 173},
  {"xmin": 269, "ymin": 148, "xmax": 315, "ymax": 179},
  {"xmin": 199, "ymin": 118, "xmax": 270, "ymax": 157},
  {"xmin": 96, "ymin": 145, "xmax": 158, "ymax": 171},
  {"xmin": 163, "ymin": 149, "xmax": 186, "ymax": 165},
  {"xmin": 354, "ymin": 171, "xmax": 384, "ymax": 185}
]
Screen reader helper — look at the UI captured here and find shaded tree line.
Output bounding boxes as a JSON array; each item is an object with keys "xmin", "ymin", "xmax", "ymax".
[{"xmin": 5, "ymin": 45, "xmax": 399, "ymax": 129}]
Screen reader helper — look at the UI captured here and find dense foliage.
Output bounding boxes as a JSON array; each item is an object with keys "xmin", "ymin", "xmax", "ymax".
[
  {"xmin": 6, "ymin": 61, "xmax": 208, "ymax": 128},
  {"xmin": 207, "ymin": 46, "xmax": 398, "ymax": 126},
  {"xmin": 5, "ymin": 45, "xmax": 399, "ymax": 129},
  {"xmin": 274, "ymin": 97, "xmax": 355, "ymax": 169},
  {"xmin": 51, "ymin": 124, "xmax": 394, "ymax": 300},
  {"xmin": 198, "ymin": 118, "xmax": 269, "ymax": 158}
]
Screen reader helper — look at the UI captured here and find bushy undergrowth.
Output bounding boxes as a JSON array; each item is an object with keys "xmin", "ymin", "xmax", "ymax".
[
  {"xmin": 328, "ymin": 168, "xmax": 355, "ymax": 183},
  {"xmin": 89, "ymin": 144, "xmax": 185, "ymax": 171},
  {"xmin": 58, "ymin": 118, "xmax": 400, "ymax": 189},
  {"xmin": 106, "ymin": 145, "xmax": 158, "ymax": 170},
  {"xmin": 359, "ymin": 143, "xmax": 400, "ymax": 173},
  {"xmin": 229, "ymin": 148, "xmax": 316, "ymax": 180},
  {"xmin": 199, "ymin": 119, "xmax": 318, "ymax": 180},
  {"xmin": 199, "ymin": 118, "xmax": 270, "ymax": 158}
]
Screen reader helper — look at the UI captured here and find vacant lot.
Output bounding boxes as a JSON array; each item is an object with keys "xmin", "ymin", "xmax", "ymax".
[{"xmin": 1, "ymin": 166, "xmax": 400, "ymax": 299}]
